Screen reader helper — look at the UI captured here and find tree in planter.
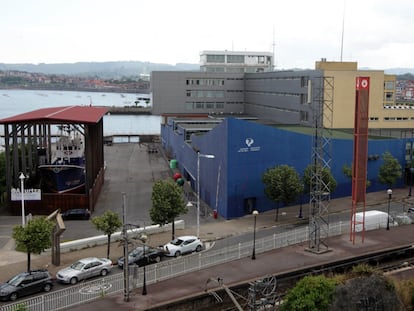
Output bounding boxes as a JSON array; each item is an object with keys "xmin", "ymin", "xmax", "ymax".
[
  {"xmin": 150, "ymin": 179, "xmax": 187, "ymax": 240},
  {"xmin": 378, "ymin": 151, "xmax": 402, "ymax": 188},
  {"xmin": 262, "ymin": 165, "xmax": 303, "ymax": 221},
  {"xmin": 13, "ymin": 217, "xmax": 55, "ymax": 272},
  {"xmin": 91, "ymin": 211, "xmax": 122, "ymax": 259}
]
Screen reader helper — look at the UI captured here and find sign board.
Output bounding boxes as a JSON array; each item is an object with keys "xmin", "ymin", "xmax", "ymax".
[{"xmin": 11, "ymin": 188, "xmax": 41, "ymax": 201}]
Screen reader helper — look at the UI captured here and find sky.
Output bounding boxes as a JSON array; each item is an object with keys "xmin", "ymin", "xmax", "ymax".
[{"xmin": 1, "ymin": 0, "xmax": 414, "ymax": 70}]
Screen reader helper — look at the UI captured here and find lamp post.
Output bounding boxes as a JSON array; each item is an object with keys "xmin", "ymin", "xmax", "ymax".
[
  {"xmin": 409, "ymin": 168, "xmax": 414, "ymax": 197},
  {"xmin": 19, "ymin": 173, "xmax": 26, "ymax": 226},
  {"xmin": 386, "ymin": 189, "xmax": 392, "ymax": 230},
  {"xmin": 141, "ymin": 234, "xmax": 148, "ymax": 295},
  {"xmin": 197, "ymin": 152, "xmax": 215, "ymax": 237},
  {"xmin": 121, "ymin": 193, "xmax": 130, "ymax": 302},
  {"xmin": 252, "ymin": 210, "xmax": 259, "ymax": 260}
]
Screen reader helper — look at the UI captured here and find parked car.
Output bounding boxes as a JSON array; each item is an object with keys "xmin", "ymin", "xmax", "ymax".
[
  {"xmin": 117, "ymin": 245, "xmax": 164, "ymax": 268},
  {"xmin": 56, "ymin": 257, "xmax": 112, "ymax": 285},
  {"xmin": 61, "ymin": 208, "xmax": 91, "ymax": 220},
  {"xmin": 163, "ymin": 235, "xmax": 203, "ymax": 257},
  {"xmin": 0, "ymin": 269, "xmax": 53, "ymax": 301}
]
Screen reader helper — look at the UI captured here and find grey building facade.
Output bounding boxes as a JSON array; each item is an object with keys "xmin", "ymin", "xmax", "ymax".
[{"xmin": 151, "ymin": 70, "xmax": 324, "ymax": 128}]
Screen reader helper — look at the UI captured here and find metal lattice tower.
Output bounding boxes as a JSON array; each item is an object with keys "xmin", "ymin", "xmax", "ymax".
[{"xmin": 308, "ymin": 76, "xmax": 334, "ymax": 253}]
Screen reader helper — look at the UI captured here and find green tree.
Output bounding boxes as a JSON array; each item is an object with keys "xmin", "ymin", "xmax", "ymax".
[
  {"xmin": 280, "ymin": 275, "xmax": 337, "ymax": 311},
  {"xmin": 12, "ymin": 217, "xmax": 55, "ymax": 272},
  {"xmin": 302, "ymin": 164, "xmax": 337, "ymax": 195},
  {"xmin": 150, "ymin": 179, "xmax": 187, "ymax": 239},
  {"xmin": 378, "ymin": 151, "xmax": 402, "ymax": 188},
  {"xmin": 262, "ymin": 165, "xmax": 303, "ymax": 221},
  {"xmin": 342, "ymin": 162, "xmax": 371, "ymax": 188},
  {"xmin": 91, "ymin": 211, "xmax": 122, "ymax": 259}
]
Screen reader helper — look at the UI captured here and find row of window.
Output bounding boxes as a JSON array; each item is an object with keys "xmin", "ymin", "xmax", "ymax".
[
  {"xmin": 186, "ymin": 90, "xmax": 225, "ymax": 98},
  {"xmin": 185, "ymin": 102, "xmax": 225, "ymax": 110},
  {"xmin": 369, "ymin": 117, "xmax": 414, "ymax": 121},
  {"xmin": 186, "ymin": 79, "xmax": 225, "ymax": 86}
]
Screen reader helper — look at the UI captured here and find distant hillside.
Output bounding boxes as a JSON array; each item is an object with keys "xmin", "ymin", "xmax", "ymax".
[
  {"xmin": 1, "ymin": 61, "xmax": 413, "ymax": 79},
  {"xmin": 384, "ymin": 68, "xmax": 414, "ymax": 75},
  {"xmin": 0, "ymin": 61, "xmax": 200, "ymax": 79}
]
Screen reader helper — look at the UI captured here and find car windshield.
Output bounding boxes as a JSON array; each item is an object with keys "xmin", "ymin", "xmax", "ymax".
[
  {"xmin": 7, "ymin": 274, "xmax": 25, "ymax": 286},
  {"xmin": 130, "ymin": 247, "xmax": 144, "ymax": 257},
  {"xmin": 170, "ymin": 238, "xmax": 184, "ymax": 246},
  {"xmin": 70, "ymin": 261, "xmax": 85, "ymax": 270}
]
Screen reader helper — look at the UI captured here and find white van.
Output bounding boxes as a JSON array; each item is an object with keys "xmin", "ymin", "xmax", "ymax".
[{"xmin": 353, "ymin": 210, "xmax": 392, "ymax": 232}]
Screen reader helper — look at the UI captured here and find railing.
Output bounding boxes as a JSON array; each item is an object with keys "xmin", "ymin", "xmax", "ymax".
[{"xmin": 1, "ymin": 221, "xmax": 351, "ymax": 311}]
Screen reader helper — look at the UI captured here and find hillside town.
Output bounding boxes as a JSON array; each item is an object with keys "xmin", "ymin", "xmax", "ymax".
[
  {"xmin": 0, "ymin": 70, "xmax": 150, "ymax": 93},
  {"xmin": 2, "ymin": 69, "xmax": 414, "ymax": 103}
]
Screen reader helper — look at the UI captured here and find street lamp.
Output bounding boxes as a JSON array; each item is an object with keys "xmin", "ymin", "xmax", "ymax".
[
  {"xmin": 140, "ymin": 234, "xmax": 148, "ymax": 295},
  {"xmin": 252, "ymin": 210, "xmax": 259, "ymax": 260},
  {"xmin": 197, "ymin": 152, "xmax": 215, "ymax": 237},
  {"xmin": 386, "ymin": 189, "xmax": 392, "ymax": 230},
  {"xmin": 19, "ymin": 173, "xmax": 27, "ymax": 226},
  {"xmin": 409, "ymin": 168, "xmax": 414, "ymax": 196}
]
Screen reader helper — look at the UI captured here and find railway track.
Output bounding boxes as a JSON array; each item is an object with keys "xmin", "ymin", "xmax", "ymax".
[{"xmin": 150, "ymin": 244, "xmax": 414, "ymax": 311}]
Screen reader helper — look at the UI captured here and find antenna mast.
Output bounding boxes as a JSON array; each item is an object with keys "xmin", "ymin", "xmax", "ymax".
[
  {"xmin": 272, "ymin": 26, "xmax": 276, "ymax": 70},
  {"xmin": 340, "ymin": 0, "xmax": 346, "ymax": 61}
]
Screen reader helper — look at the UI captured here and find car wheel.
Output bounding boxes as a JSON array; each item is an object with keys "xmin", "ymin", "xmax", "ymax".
[
  {"xmin": 70, "ymin": 277, "xmax": 78, "ymax": 285},
  {"xmin": 43, "ymin": 283, "xmax": 52, "ymax": 292},
  {"xmin": 174, "ymin": 251, "xmax": 181, "ymax": 257},
  {"xmin": 195, "ymin": 245, "xmax": 202, "ymax": 252},
  {"xmin": 154, "ymin": 256, "xmax": 161, "ymax": 263},
  {"xmin": 9, "ymin": 292, "xmax": 18, "ymax": 301},
  {"xmin": 100, "ymin": 269, "xmax": 108, "ymax": 276}
]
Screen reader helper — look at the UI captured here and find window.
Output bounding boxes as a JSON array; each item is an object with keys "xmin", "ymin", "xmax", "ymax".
[
  {"xmin": 384, "ymin": 92, "xmax": 394, "ymax": 101},
  {"xmin": 206, "ymin": 54, "xmax": 225, "ymax": 63},
  {"xmin": 384, "ymin": 81, "xmax": 394, "ymax": 90},
  {"xmin": 185, "ymin": 102, "xmax": 194, "ymax": 110},
  {"xmin": 227, "ymin": 55, "xmax": 244, "ymax": 63},
  {"xmin": 300, "ymin": 94, "xmax": 308, "ymax": 105},
  {"xmin": 301, "ymin": 76, "xmax": 309, "ymax": 88},
  {"xmin": 300, "ymin": 111, "xmax": 309, "ymax": 122}
]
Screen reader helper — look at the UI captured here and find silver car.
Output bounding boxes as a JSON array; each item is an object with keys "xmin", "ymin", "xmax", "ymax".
[
  {"xmin": 163, "ymin": 235, "xmax": 203, "ymax": 257},
  {"xmin": 56, "ymin": 257, "xmax": 112, "ymax": 285}
]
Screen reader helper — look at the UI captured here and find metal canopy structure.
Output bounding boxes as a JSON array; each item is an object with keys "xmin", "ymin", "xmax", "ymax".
[{"xmin": 0, "ymin": 105, "xmax": 108, "ymax": 215}]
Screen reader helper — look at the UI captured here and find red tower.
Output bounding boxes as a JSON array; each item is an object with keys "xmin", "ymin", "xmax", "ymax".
[{"xmin": 350, "ymin": 77, "xmax": 370, "ymax": 243}]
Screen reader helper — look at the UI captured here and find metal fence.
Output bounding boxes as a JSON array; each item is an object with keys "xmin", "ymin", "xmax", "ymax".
[{"xmin": 1, "ymin": 221, "xmax": 351, "ymax": 311}]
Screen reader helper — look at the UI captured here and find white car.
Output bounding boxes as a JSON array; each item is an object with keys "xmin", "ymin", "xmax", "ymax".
[
  {"xmin": 163, "ymin": 235, "xmax": 203, "ymax": 257},
  {"xmin": 56, "ymin": 257, "xmax": 112, "ymax": 284}
]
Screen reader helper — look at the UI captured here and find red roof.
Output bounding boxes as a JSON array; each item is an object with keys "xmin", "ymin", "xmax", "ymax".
[{"xmin": 0, "ymin": 106, "xmax": 109, "ymax": 124}]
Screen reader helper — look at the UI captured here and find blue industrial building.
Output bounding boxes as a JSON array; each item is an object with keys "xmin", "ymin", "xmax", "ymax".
[{"xmin": 162, "ymin": 116, "xmax": 410, "ymax": 219}]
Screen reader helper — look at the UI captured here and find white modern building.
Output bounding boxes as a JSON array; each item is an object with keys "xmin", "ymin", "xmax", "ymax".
[{"xmin": 200, "ymin": 50, "xmax": 274, "ymax": 73}]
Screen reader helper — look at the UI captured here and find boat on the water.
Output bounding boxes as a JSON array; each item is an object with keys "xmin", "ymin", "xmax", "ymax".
[{"xmin": 38, "ymin": 126, "xmax": 85, "ymax": 194}]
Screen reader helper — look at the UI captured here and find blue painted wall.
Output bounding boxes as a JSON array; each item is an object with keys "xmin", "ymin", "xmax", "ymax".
[{"xmin": 162, "ymin": 117, "xmax": 412, "ymax": 219}]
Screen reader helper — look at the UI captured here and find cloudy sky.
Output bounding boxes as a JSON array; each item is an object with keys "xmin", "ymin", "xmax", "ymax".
[{"xmin": 1, "ymin": 0, "xmax": 413, "ymax": 70}]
